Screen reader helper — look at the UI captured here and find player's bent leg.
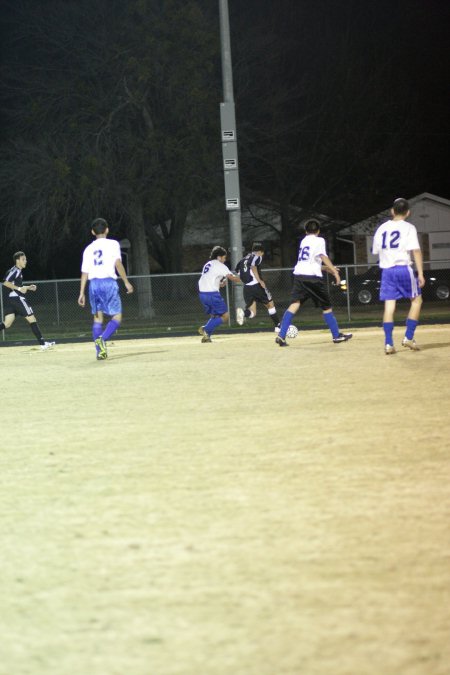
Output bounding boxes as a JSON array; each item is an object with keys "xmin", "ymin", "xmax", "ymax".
[
  {"xmin": 382, "ymin": 299, "xmax": 396, "ymax": 324},
  {"xmin": 0, "ymin": 313, "xmax": 16, "ymax": 330},
  {"xmin": 101, "ymin": 313, "xmax": 122, "ymax": 342},
  {"xmin": 204, "ymin": 313, "xmax": 225, "ymax": 340},
  {"xmin": 278, "ymin": 301, "xmax": 300, "ymax": 340},
  {"xmin": 25, "ymin": 315, "xmax": 54, "ymax": 348},
  {"xmin": 265, "ymin": 302, "xmax": 280, "ymax": 329},
  {"xmin": 236, "ymin": 307, "xmax": 245, "ymax": 325},
  {"xmin": 402, "ymin": 296, "xmax": 423, "ymax": 350},
  {"xmin": 382, "ymin": 299, "xmax": 396, "ymax": 352},
  {"xmin": 91, "ymin": 313, "xmax": 104, "ymax": 357},
  {"xmin": 408, "ymin": 295, "xmax": 422, "ymax": 321},
  {"xmin": 322, "ymin": 308, "xmax": 339, "ymax": 339},
  {"xmin": 322, "ymin": 308, "xmax": 352, "ymax": 343},
  {"xmin": 242, "ymin": 301, "xmax": 256, "ymax": 321}
]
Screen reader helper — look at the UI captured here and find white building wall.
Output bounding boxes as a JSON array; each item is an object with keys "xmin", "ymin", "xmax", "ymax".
[{"xmin": 410, "ymin": 200, "xmax": 450, "ymax": 233}]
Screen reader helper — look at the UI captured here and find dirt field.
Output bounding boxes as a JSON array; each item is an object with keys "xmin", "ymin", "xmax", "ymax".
[{"xmin": 0, "ymin": 325, "xmax": 449, "ymax": 675}]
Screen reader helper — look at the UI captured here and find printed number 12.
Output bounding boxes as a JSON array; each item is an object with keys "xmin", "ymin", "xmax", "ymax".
[{"xmin": 381, "ymin": 231, "xmax": 400, "ymax": 249}]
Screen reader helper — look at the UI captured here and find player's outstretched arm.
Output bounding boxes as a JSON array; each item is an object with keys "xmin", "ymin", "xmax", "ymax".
[
  {"xmin": 78, "ymin": 272, "xmax": 88, "ymax": 307},
  {"xmin": 115, "ymin": 259, "xmax": 134, "ymax": 294},
  {"xmin": 251, "ymin": 265, "xmax": 265, "ymax": 287},
  {"xmin": 226, "ymin": 273, "xmax": 241, "ymax": 283},
  {"xmin": 412, "ymin": 249, "xmax": 425, "ymax": 288},
  {"xmin": 320, "ymin": 255, "xmax": 340, "ymax": 284}
]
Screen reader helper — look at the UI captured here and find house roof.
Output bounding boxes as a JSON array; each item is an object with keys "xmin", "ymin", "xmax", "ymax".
[{"xmin": 339, "ymin": 193, "xmax": 450, "ymax": 236}]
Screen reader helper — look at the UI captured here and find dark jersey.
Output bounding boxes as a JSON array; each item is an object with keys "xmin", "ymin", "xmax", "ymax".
[
  {"xmin": 3, "ymin": 266, "xmax": 25, "ymax": 297},
  {"xmin": 235, "ymin": 253, "xmax": 263, "ymax": 285}
]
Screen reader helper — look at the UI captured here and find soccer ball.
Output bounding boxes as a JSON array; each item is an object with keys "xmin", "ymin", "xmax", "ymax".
[{"xmin": 286, "ymin": 325, "xmax": 299, "ymax": 339}]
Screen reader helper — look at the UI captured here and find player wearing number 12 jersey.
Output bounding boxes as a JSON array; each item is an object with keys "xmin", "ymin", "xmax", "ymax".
[
  {"xmin": 372, "ymin": 198, "xmax": 424, "ymax": 354},
  {"xmin": 275, "ymin": 220, "xmax": 352, "ymax": 346}
]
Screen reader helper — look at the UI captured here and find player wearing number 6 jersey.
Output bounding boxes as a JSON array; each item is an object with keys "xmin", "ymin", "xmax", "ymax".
[
  {"xmin": 78, "ymin": 218, "xmax": 133, "ymax": 359},
  {"xmin": 198, "ymin": 246, "xmax": 241, "ymax": 342},
  {"xmin": 372, "ymin": 197, "xmax": 425, "ymax": 354},
  {"xmin": 275, "ymin": 220, "xmax": 352, "ymax": 347}
]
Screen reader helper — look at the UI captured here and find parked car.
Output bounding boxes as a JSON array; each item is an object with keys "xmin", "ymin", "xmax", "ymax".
[{"xmin": 345, "ymin": 267, "xmax": 450, "ymax": 304}]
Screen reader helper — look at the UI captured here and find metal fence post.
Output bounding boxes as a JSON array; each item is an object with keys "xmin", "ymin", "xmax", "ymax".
[
  {"xmin": 0, "ymin": 289, "xmax": 4, "ymax": 341},
  {"xmin": 345, "ymin": 265, "xmax": 352, "ymax": 322},
  {"xmin": 55, "ymin": 280, "xmax": 60, "ymax": 326},
  {"xmin": 225, "ymin": 281, "xmax": 231, "ymax": 326}
]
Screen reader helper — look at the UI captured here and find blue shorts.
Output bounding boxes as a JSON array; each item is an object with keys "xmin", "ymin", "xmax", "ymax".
[
  {"xmin": 199, "ymin": 291, "xmax": 227, "ymax": 316},
  {"xmin": 89, "ymin": 278, "xmax": 122, "ymax": 315},
  {"xmin": 380, "ymin": 266, "xmax": 421, "ymax": 301}
]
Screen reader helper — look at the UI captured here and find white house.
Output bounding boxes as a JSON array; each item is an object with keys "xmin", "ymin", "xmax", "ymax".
[{"xmin": 339, "ymin": 193, "xmax": 450, "ymax": 269}]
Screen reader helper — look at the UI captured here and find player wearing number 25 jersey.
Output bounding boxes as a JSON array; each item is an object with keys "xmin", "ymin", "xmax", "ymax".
[{"xmin": 371, "ymin": 198, "xmax": 424, "ymax": 354}]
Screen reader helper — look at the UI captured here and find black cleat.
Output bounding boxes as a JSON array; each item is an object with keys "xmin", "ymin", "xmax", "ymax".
[
  {"xmin": 275, "ymin": 336, "xmax": 288, "ymax": 347},
  {"xmin": 333, "ymin": 333, "xmax": 352, "ymax": 343}
]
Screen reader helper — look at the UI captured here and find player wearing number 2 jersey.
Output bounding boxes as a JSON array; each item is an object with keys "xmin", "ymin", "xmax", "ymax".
[
  {"xmin": 372, "ymin": 197, "xmax": 425, "ymax": 354},
  {"xmin": 275, "ymin": 220, "xmax": 352, "ymax": 347},
  {"xmin": 78, "ymin": 218, "xmax": 133, "ymax": 360}
]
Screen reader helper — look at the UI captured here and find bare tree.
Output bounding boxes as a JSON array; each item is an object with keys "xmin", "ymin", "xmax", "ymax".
[
  {"xmin": 0, "ymin": 0, "xmax": 221, "ymax": 313},
  {"xmin": 231, "ymin": 0, "xmax": 422, "ymax": 263}
]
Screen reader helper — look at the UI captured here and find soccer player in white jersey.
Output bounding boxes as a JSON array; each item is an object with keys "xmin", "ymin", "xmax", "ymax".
[
  {"xmin": 372, "ymin": 197, "xmax": 425, "ymax": 354},
  {"xmin": 275, "ymin": 220, "xmax": 352, "ymax": 346},
  {"xmin": 78, "ymin": 218, "xmax": 133, "ymax": 359},
  {"xmin": 198, "ymin": 246, "xmax": 241, "ymax": 342}
]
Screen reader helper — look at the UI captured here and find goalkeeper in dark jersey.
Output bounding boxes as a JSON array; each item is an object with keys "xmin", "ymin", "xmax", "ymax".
[{"xmin": 235, "ymin": 242, "xmax": 280, "ymax": 331}]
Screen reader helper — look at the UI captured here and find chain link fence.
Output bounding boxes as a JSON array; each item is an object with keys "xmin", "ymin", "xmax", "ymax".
[{"xmin": 1, "ymin": 263, "xmax": 449, "ymax": 343}]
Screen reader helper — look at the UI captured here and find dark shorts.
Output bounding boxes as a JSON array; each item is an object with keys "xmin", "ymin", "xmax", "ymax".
[
  {"xmin": 244, "ymin": 283, "xmax": 273, "ymax": 306},
  {"xmin": 290, "ymin": 275, "xmax": 331, "ymax": 310},
  {"xmin": 3, "ymin": 295, "xmax": 34, "ymax": 317}
]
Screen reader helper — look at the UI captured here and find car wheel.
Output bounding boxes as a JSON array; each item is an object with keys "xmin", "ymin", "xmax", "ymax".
[
  {"xmin": 435, "ymin": 283, "xmax": 450, "ymax": 301},
  {"xmin": 357, "ymin": 289, "xmax": 373, "ymax": 304}
]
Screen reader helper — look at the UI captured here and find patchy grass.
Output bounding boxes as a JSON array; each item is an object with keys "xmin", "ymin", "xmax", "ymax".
[{"xmin": 0, "ymin": 326, "xmax": 449, "ymax": 675}]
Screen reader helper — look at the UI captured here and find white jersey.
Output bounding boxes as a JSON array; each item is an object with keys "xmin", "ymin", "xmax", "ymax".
[
  {"xmin": 198, "ymin": 259, "xmax": 231, "ymax": 292},
  {"xmin": 81, "ymin": 238, "xmax": 122, "ymax": 279},
  {"xmin": 372, "ymin": 219, "xmax": 420, "ymax": 269},
  {"xmin": 293, "ymin": 234, "xmax": 327, "ymax": 277}
]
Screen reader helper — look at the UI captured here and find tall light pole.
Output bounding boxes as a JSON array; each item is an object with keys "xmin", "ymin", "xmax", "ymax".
[{"xmin": 218, "ymin": 0, "xmax": 243, "ymax": 313}]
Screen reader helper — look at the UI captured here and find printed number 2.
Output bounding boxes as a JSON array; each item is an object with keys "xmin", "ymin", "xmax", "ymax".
[
  {"xmin": 94, "ymin": 250, "xmax": 103, "ymax": 265},
  {"xmin": 298, "ymin": 245, "xmax": 310, "ymax": 261},
  {"xmin": 381, "ymin": 231, "xmax": 400, "ymax": 249}
]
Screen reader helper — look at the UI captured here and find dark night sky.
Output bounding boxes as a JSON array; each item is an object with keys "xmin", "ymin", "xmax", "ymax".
[
  {"xmin": 230, "ymin": 0, "xmax": 450, "ymax": 203},
  {"xmin": 0, "ymin": 0, "xmax": 449, "ymax": 234}
]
